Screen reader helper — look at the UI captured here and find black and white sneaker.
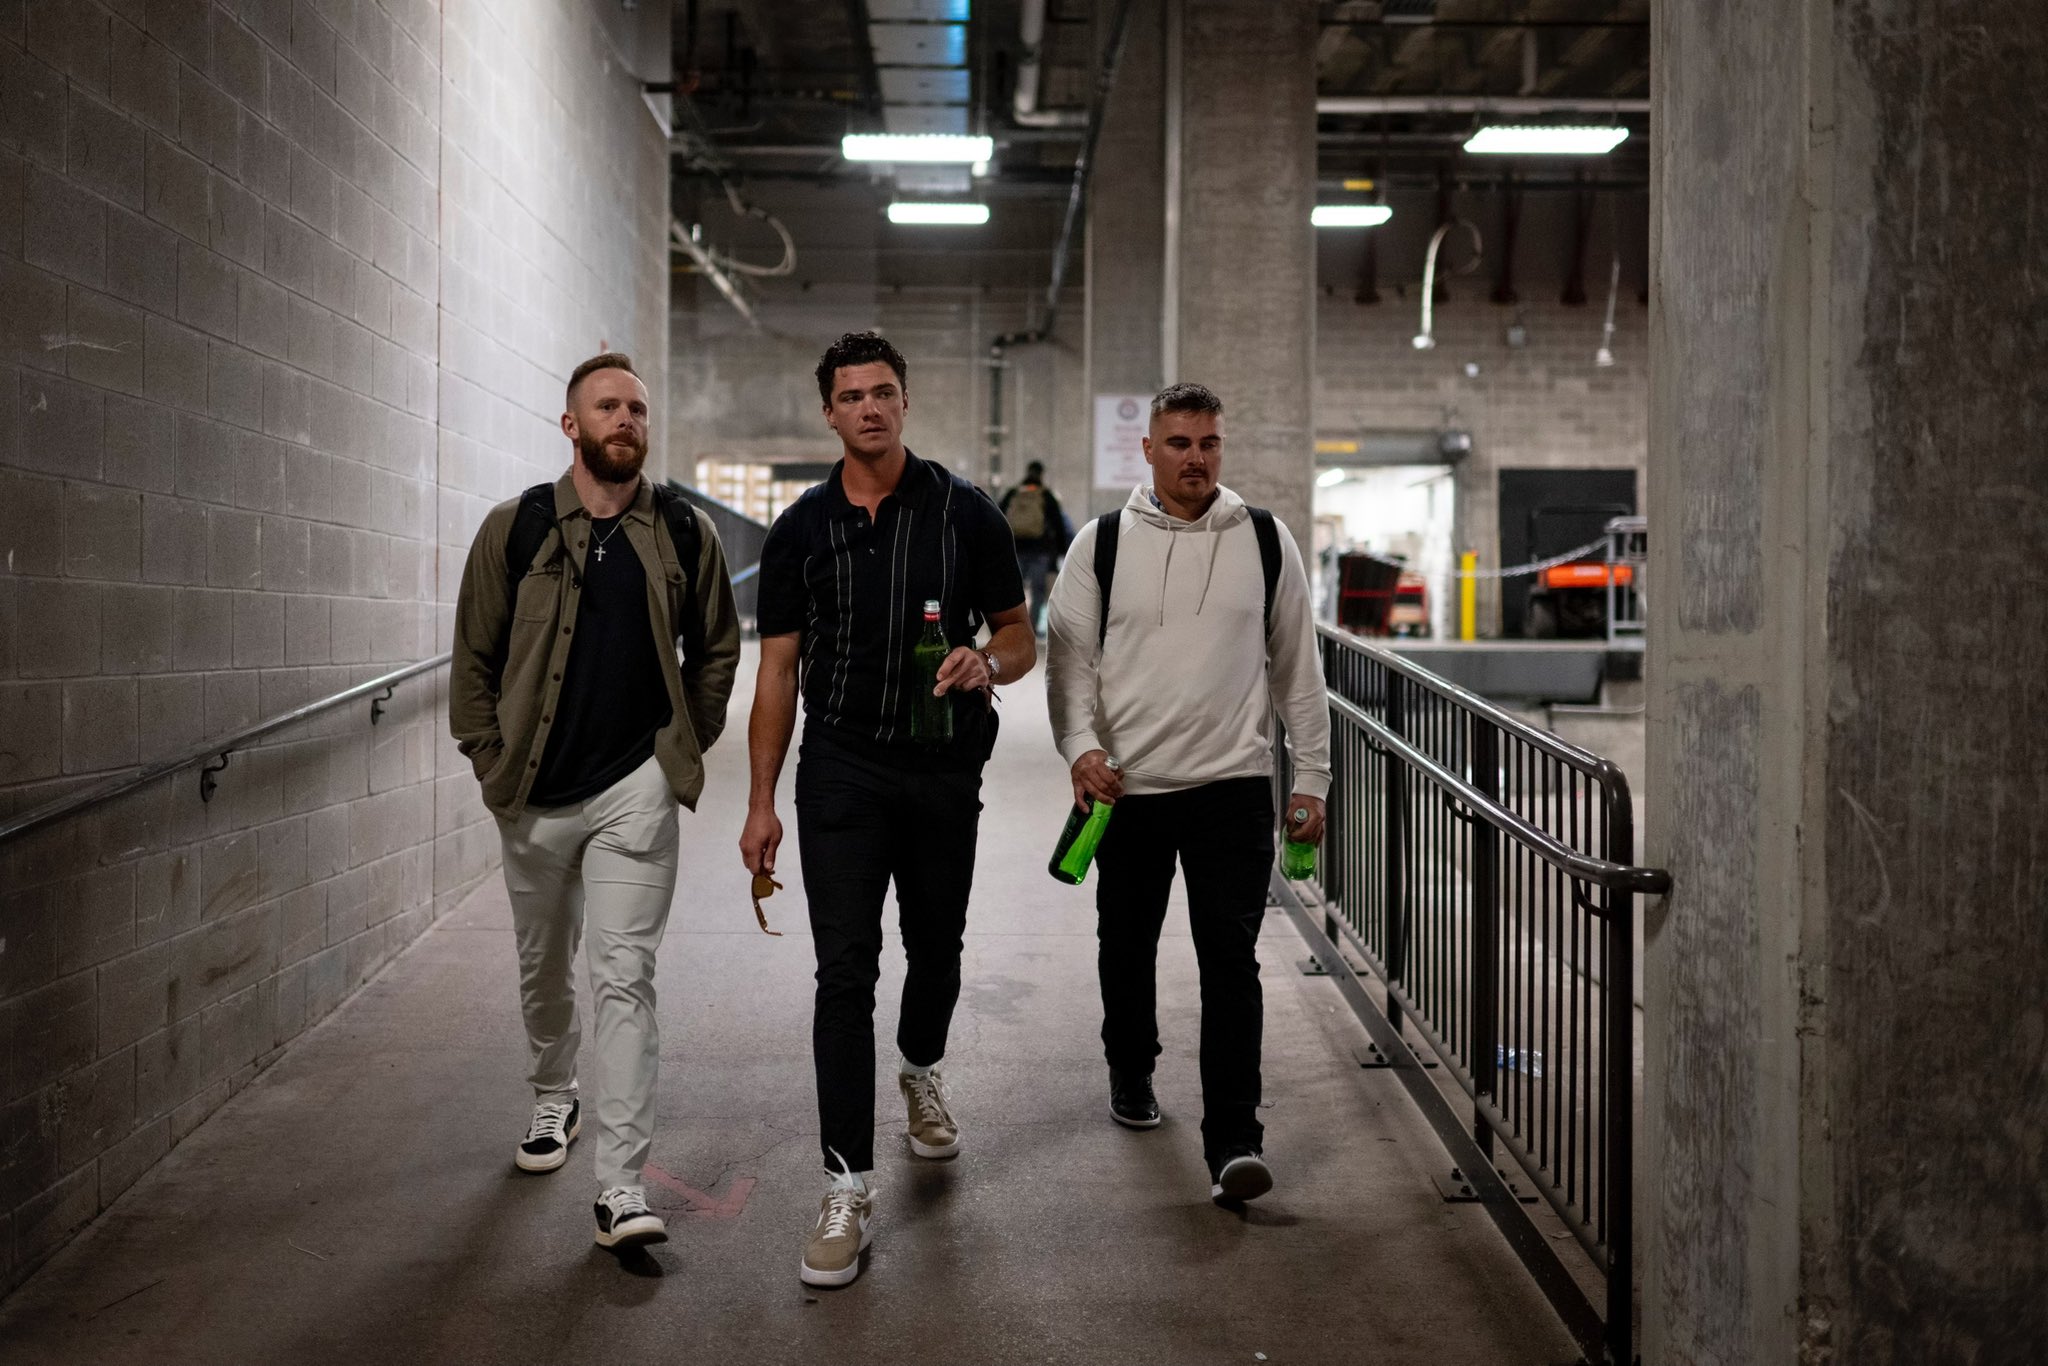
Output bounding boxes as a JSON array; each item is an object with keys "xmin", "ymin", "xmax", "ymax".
[
  {"xmin": 1109, "ymin": 1068, "xmax": 1161, "ymax": 1129},
  {"xmin": 514, "ymin": 1099, "xmax": 579, "ymax": 1173},
  {"xmin": 1209, "ymin": 1148, "xmax": 1273, "ymax": 1205},
  {"xmin": 594, "ymin": 1186, "xmax": 668, "ymax": 1249}
]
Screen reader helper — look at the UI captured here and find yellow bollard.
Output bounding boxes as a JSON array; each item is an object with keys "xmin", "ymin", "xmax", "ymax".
[{"xmin": 1459, "ymin": 552, "xmax": 1477, "ymax": 641}]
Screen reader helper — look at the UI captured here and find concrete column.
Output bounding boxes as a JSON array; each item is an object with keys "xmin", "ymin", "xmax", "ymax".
[
  {"xmin": 1645, "ymin": 4, "xmax": 2048, "ymax": 1363},
  {"xmin": 1168, "ymin": 0, "xmax": 1317, "ymax": 544},
  {"xmin": 1081, "ymin": 0, "xmax": 1166, "ymax": 520}
]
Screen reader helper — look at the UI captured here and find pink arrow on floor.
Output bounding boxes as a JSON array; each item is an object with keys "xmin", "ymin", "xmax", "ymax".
[{"xmin": 641, "ymin": 1162, "xmax": 757, "ymax": 1220}]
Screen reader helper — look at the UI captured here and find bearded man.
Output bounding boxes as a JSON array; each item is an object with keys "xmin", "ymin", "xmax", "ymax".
[{"xmin": 450, "ymin": 352, "xmax": 740, "ymax": 1252}]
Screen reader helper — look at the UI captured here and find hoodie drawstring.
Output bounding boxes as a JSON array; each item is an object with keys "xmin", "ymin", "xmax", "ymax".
[
  {"xmin": 1193, "ymin": 521, "xmax": 1222, "ymax": 617},
  {"xmin": 1157, "ymin": 532, "xmax": 1176, "ymax": 626}
]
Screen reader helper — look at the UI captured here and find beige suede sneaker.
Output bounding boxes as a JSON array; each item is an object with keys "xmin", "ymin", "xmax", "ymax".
[
  {"xmin": 899, "ymin": 1067, "xmax": 960, "ymax": 1158},
  {"xmin": 799, "ymin": 1167, "xmax": 875, "ymax": 1288}
]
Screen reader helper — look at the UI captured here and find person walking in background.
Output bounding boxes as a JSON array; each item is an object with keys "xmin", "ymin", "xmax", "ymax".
[
  {"xmin": 1000, "ymin": 460, "xmax": 1072, "ymax": 635},
  {"xmin": 450, "ymin": 352, "xmax": 741, "ymax": 1252},
  {"xmin": 739, "ymin": 331, "xmax": 1036, "ymax": 1288},
  {"xmin": 1043, "ymin": 382, "xmax": 1330, "ymax": 1207}
]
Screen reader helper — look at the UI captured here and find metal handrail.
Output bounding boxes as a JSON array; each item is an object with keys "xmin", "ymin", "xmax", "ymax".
[
  {"xmin": 1329, "ymin": 690, "xmax": 1671, "ymax": 896},
  {"xmin": 0, "ymin": 653, "xmax": 453, "ymax": 847},
  {"xmin": 1319, "ymin": 623, "xmax": 1610, "ymax": 771}
]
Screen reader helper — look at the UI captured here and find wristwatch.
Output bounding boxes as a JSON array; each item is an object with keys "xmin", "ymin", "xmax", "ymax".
[{"xmin": 981, "ymin": 648, "xmax": 1001, "ymax": 684}]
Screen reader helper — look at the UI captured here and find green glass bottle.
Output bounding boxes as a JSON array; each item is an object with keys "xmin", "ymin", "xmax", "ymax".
[
  {"xmin": 910, "ymin": 598, "xmax": 952, "ymax": 745},
  {"xmin": 1282, "ymin": 806, "xmax": 1317, "ymax": 881},
  {"xmin": 1049, "ymin": 774, "xmax": 1120, "ymax": 885}
]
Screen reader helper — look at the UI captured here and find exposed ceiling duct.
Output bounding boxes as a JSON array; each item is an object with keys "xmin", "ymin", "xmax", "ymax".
[{"xmin": 864, "ymin": 0, "xmax": 978, "ymax": 199}]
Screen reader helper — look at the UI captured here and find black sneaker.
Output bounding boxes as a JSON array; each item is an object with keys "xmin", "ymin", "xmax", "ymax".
[
  {"xmin": 514, "ymin": 1099, "xmax": 579, "ymax": 1173},
  {"xmin": 594, "ymin": 1185, "xmax": 668, "ymax": 1249},
  {"xmin": 1109, "ymin": 1069, "xmax": 1161, "ymax": 1129},
  {"xmin": 1209, "ymin": 1148, "xmax": 1273, "ymax": 1205}
]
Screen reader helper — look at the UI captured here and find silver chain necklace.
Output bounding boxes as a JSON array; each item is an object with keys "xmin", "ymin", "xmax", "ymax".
[{"xmin": 590, "ymin": 517, "xmax": 625, "ymax": 562}]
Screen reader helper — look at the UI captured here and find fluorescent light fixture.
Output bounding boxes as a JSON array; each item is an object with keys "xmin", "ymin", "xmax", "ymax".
[
  {"xmin": 1316, "ymin": 468, "xmax": 1347, "ymax": 488},
  {"xmin": 886, "ymin": 201, "xmax": 990, "ymax": 226},
  {"xmin": 842, "ymin": 133, "xmax": 994, "ymax": 164},
  {"xmin": 1463, "ymin": 125, "xmax": 1629, "ymax": 156},
  {"xmin": 1312, "ymin": 204, "xmax": 1393, "ymax": 228}
]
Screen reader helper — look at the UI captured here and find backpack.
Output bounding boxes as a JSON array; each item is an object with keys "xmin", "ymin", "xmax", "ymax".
[
  {"xmin": 1005, "ymin": 485, "xmax": 1048, "ymax": 541},
  {"xmin": 504, "ymin": 481, "xmax": 708, "ymax": 671},
  {"xmin": 1093, "ymin": 506, "xmax": 1281, "ymax": 648}
]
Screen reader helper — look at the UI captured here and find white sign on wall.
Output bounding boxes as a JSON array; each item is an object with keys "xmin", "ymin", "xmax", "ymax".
[{"xmin": 1092, "ymin": 394, "xmax": 1152, "ymax": 489}]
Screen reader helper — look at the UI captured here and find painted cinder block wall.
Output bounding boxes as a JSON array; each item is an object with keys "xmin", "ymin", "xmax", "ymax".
[{"xmin": 0, "ymin": 0, "xmax": 668, "ymax": 1294}]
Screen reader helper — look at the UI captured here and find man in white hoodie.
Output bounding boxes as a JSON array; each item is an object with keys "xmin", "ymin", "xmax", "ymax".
[{"xmin": 1045, "ymin": 382, "xmax": 1332, "ymax": 1206}]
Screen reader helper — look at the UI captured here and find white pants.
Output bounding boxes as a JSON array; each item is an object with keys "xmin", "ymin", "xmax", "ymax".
[{"xmin": 495, "ymin": 753, "xmax": 679, "ymax": 1190}]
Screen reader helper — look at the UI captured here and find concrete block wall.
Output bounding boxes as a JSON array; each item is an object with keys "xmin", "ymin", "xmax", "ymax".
[
  {"xmin": 1318, "ymin": 295, "xmax": 1648, "ymax": 632},
  {"xmin": 670, "ymin": 283, "xmax": 1644, "ymax": 637},
  {"xmin": 669, "ymin": 284, "xmax": 1088, "ymax": 517},
  {"xmin": 0, "ymin": 0, "xmax": 668, "ymax": 1295}
]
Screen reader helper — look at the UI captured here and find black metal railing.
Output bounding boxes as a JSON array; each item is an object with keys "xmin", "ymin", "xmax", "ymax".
[{"xmin": 1272, "ymin": 625, "xmax": 1669, "ymax": 1366}]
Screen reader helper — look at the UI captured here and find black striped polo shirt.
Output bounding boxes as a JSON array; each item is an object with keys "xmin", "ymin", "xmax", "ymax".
[{"xmin": 756, "ymin": 450, "xmax": 1026, "ymax": 768}]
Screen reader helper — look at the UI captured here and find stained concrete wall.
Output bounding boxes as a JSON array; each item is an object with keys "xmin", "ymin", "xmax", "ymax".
[
  {"xmin": 1170, "ymin": 0, "xmax": 1317, "ymax": 547},
  {"xmin": 1646, "ymin": 3, "xmax": 2048, "ymax": 1362},
  {"xmin": 0, "ymin": 0, "xmax": 667, "ymax": 1294}
]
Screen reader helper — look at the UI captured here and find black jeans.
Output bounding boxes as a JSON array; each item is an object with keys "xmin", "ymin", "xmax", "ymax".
[
  {"xmin": 795, "ymin": 729, "xmax": 983, "ymax": 1173},
  {"xmin": 1094, "ymin": 776, "xmax": 1275, "ymax": 1166},
  {"xmin": 1018, "ymin": 548, "xmax": 1056, "ymax": 633}
]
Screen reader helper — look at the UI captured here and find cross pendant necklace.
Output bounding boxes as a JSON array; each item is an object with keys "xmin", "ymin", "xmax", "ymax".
[{"xmin": 591, "ymin": 519, "xmax": 623, "ymax": 563}]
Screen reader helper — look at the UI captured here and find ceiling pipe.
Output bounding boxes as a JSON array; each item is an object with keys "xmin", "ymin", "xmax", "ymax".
[
  {"xmin": 1318, "ymin": 95, "xmax": 1648, "ymax": 116},
  {"xmin": 1013, "ymin": 0, "xmax": 1088, "ymax": 128},
  {"xmin": 668, "ymin": 217, "xmax": 758, "ymax": 328}
]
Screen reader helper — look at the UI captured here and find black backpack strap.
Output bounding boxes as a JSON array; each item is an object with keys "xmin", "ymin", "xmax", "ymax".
[
  {"xmin": 502, "ymin": 482, "xmax": 558, "ymax": 606},
  {"xmin": 1248, "ymin": 506, "xmax": 1281, "ymax": 639},
  {"xmin": 652, "ymin": 483, "xmax": 707, "ymax": 672},
  {"xmin": 1092, "ymin": 510, "xmax": 1121, "ymax": 648}
]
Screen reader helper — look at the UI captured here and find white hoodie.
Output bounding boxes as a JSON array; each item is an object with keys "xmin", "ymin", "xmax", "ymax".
[{"xmin": 1045, "ymin": 483, "xmax": 1332, "ymax": 799}]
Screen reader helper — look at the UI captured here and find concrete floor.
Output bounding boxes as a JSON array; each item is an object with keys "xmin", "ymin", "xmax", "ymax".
[{"xmin": 0, "ymin": 645, "xmax": 1580, "ymax": 1366}]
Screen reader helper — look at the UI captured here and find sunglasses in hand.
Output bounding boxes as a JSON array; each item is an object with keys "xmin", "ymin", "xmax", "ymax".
[{"xmin": 751, "ymin": 873, "xmax": 785, "ymax": 937}]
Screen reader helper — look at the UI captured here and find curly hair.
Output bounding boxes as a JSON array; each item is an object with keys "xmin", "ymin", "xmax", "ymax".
[
  {"xmin": 1150, "ymin": 382, "xmax": 1223, "ymax": 420},
  {"xmin": 815, "ymin": 331, "xmax": 909, "ymax": 406}
]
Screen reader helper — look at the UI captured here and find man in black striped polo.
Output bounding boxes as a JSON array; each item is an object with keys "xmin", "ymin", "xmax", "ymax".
[{"xmin": 739, "ymin": 331, "xmax": 1034, "ymax": 1288}]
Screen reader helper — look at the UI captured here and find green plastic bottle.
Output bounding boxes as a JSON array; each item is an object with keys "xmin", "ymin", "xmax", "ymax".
[
  {"xmin": 1282, "ymin": 806, "xmax": 1317, "ymax": 881},
  {"xmin": 910, "ymin": 599, "xmax": 952, "ymax": 745},
  {"xmin": 1050, "ymin": 792, "xmax": 1116, "ymax": 884}
]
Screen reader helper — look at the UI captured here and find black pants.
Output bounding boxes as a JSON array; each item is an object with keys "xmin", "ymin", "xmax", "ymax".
[
  {"xmin": 1094, "ymin": 776, "xmax": 1275, "ymax": 1166},
  {"xmin": 796, "ymin": 730, "xmax": 983, "ymax": 1173},
  {"xmin": 1018, "ymin": 549, "xmax": 1056, "ymax": 632}
]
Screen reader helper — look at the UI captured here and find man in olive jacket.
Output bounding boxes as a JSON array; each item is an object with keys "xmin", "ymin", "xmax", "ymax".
[{"xmin": 450, "ymin": 352, "xmax": 740, "ymax": 1252}]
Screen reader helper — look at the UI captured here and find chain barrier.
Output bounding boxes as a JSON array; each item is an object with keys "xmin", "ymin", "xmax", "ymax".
[{"xmin": 1453, "ymin": 537, "xmax": 1612, "ymax": 581}]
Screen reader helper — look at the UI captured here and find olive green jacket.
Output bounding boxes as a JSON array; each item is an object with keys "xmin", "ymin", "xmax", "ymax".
[{"xmin": 449, "ymin": 472, "xmax": 742, "ymax": 820}]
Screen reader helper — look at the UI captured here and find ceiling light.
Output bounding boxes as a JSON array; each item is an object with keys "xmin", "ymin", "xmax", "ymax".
[
  {"xmin": 1312, "ymin": 204, "xmax": 1393, "ymax": 228},
  {"xmin": 886, "ymin": 202, "xmax": 990, "ymax": 225},
  {"xmin": 1316, "ymin": 468, "xmax": 1348, "ymax": 488},
  {"xmin": 842, "ymin": 133, "xmax": 994, "ymax": 164},
  {"xmin": 1463, "ymin": 126, "xmax": 1629, "ymax": 156}
]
